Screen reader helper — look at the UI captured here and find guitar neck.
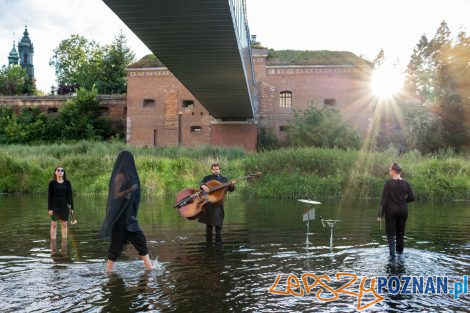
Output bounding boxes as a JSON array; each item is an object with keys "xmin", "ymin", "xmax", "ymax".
[{"xmin": 208, "ymin": 174, "xmax": 254, "ymax": 193}]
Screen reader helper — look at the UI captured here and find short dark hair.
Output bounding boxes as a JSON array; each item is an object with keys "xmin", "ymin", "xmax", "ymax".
[
  {"xmin": 390, "ymin": 162, "xmax": 402, "ymax": 173},
  {"xmin": 211, "ymin": 163, "xmax": 220, "ymax": 169}
]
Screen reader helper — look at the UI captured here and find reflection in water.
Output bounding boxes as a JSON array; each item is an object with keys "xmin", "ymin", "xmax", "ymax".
[
  {"xmin": 50, "ymin": 238, "xmax": 71, "ymax": 264},
  {"xmin": 101, "ymin": 272, "xmax": 154, "ymax": 312},
  {"xmin": 0, "ymin": 195, "xmax": 469, "ymax": 312}
]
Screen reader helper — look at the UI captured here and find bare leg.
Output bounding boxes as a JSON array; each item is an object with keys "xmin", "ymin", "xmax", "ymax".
[
  {"xmin": 106, "ymin": 259, "xmax": 115, "ymax": 273},
  {"xmin": 141, "ymin": 254, "xmax": 154, "ymax": 271},
  {"xmin": 60, "ymin": 220, "xmax": 68, "ymax": 238},
  {"xmin": 50, "ymin": 221, "xmax": 58, "ymax": 239}
]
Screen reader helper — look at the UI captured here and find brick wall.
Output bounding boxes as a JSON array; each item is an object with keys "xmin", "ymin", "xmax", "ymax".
[
  {"xmin": 210, "ymin": 123, "xmax": 257, "ymax": 152},
  {"xmin": 0, "ymin": 95, "xmax": 127, "ymax": 132},
  {"xmin": 254, "ymin": 51, "xmax": 374, "ymax": 137},
  {"xmin": 126, "ymin": 50, "xmax": 375, "ymax": 151},
  {"xmin": 127, "ymin": 68, "xmax": 213, "ymax": 147}
]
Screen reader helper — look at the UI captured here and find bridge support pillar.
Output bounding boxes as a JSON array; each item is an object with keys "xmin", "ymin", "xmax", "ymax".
[{"xmin": 210, "ymin": 121, "xmax": 257, "ymax": 152}]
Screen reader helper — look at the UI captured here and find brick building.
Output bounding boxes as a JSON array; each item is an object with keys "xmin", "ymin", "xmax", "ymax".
[{"xmin": 126, "ymin": 48, "xmax": 374, "ymax": 151}]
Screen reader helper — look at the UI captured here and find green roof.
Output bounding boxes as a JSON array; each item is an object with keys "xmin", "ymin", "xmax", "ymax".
[
  {"xmin": 266, "ymin": 49, "xmax": 371, "ymax": 66},
  {"xmin": 130, "ymin": 49, "xmax": 371, "ymax": 69},
  {"xmin": 128, "ymin": 54, "xmax": 165, "ymax": 68}
]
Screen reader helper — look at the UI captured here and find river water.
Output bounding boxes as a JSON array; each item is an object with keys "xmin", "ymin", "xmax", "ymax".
[{"xmin": 0, "ymin": 195, "xmax": 468, "ymax": 312}]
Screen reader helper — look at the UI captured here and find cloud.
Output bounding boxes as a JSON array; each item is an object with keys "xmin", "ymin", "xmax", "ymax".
[
  {"xmin": 0, "ymin": 0, "xmax": 151, "ymax": 92},
  {"xmin": 1, "ymin": 0, "xmax": 469, "ymax": 92}
]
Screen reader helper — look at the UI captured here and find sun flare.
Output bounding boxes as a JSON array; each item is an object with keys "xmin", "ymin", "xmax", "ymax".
[{"xmin": 370, "ymin": 66, "xmax": 403, "ymax": 99}]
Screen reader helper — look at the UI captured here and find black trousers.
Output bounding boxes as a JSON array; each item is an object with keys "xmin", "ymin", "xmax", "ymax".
[
  {"xmin": 108, "ymin": 225, "xmax": 148, "ymax": 261},
  {"xmin": 206, "ymin": 224, "xmax": 222, "ymax": 235},
  {"xmin": 385, "ymin": 210, "xmax": 408, "ymax": 256}
]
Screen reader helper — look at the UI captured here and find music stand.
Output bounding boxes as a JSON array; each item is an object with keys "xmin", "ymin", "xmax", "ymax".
[
  {"xmin": 298, "ymin": 199, "xmax": 321, "ymax": 244},
  {"xmin": 320, "ymin": 216, "xmax": 341, "ymax": 250}
]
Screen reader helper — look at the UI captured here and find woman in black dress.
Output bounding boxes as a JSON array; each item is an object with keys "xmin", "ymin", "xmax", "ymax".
[
  {"xmin": 378, "ymin": 162, "xmax": 415, "ymax": 258},
  {"xmin": 48, "ymin": 166, "xmax": 74, "ymax": 239}
]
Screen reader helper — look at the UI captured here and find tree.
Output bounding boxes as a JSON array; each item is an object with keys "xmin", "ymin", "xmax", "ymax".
[
  {"xmin": 286, "ymin": 105, "xmax": 362, "ymax": 149},
  {"xmin": 57, "ymin": 86, "xmax": 113, "ymax": 140},
  {"xmin": 97, "ymin": 32, "xmax": 135, "ymax": 94},
  {"xmin": 372, "ymin": 102, "xmax": 443, "ymax": 153},
  {"xmin": 373, "ymin": 48, "xmax": 385, "ymax": 67},
  {"xmin": 257, "ymin": 124, "xmax": 279, "ymax": 151},
  {"xmin": 49, "ymin": 33, "xmax": 135, "ymax": 95},
  {"xmin": 405, "ymin": 21, "xmax": 469, "ymax": 151},
  {"xmin": 0, "ymin": 65, "xmax": 26, "ymax": 95},
  {"xmin": 49, "ymin": 34, "xmax": 102, "ymax": 94}
]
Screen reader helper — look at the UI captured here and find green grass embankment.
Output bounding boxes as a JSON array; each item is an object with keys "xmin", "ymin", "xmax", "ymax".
[{"xmin": 1, "ymin": 141, "xmax": 469, "ymax": 200}]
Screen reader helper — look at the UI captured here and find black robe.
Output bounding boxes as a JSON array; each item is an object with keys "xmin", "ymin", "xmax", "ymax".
[
  {"xmin": 197, "ymin": 174, "xmax": 234, "ymax": 227},
  {"xmin": 99, "ymin": 151, "xmax": 142, "ymax": 239}
]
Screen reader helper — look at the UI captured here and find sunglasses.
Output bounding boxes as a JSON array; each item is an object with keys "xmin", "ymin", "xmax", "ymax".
[{"xmin": 56, "ymin": 168, "xmax": 64, "ymax": 172}]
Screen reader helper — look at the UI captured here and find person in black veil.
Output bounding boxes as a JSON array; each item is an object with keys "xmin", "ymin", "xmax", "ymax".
[{"xmin": 100, "ymin": 151, "xmax": 154, "ymax": 272}]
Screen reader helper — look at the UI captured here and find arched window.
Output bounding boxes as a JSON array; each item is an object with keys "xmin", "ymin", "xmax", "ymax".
[{"xmin": 280, "ymin": 91, "xmax": 292, "ymax": 107}]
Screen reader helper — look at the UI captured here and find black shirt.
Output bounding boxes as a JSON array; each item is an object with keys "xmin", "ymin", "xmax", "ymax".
[
  {"xmin": 379, "ymin": 179, "xmax": 415, "ymax": 217},
  {"xmin": 48, "ymin": 180, "xmax": 73, "ymax": 211}
]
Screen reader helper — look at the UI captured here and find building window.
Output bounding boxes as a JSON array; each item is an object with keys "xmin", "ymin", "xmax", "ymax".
[
  {"xmin": 279, "ymin": 125, "xmax": 289, "ymax": 132},
  {"xmin": 100, "ymin": 106, "xmax": 110, "ymax": 116},
  {"xmin": 123, "ymin": 106, "xmax": 127, "ymax": 115},
  {"xmin": 143, "ymin": 98, "xmax": 156, "ymax": 107},
  {"xmin": 47, "ymin": 107, "xmax": 58, "ymax": 114},
  {"xmin": 324, "ymin": 98, "xmax": 337, "ymax": 106},
  {"xmin": 191, "ymin": 126, "xmax": 202, "ymax": 133},
  {"xmin": 182, "ymin": 100, "xmax": 194, "ymax": 108},
  {"xmin": 280, "ymin": 91, "xmax": 292, "ymax": 107}
]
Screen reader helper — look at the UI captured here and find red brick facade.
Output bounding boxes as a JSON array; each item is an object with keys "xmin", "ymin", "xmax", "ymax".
[
  {"xmin": 253, "ymin": 49, "xmax": 373, "ymax": 139},
  {"xmin": 126, "ymin": 48, "xmax": 374, "ymax": 151}
]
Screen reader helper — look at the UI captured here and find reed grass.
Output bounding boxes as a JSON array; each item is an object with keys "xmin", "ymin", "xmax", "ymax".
[{"xmin": 1, "ymin": 141, "xmax": 469, "ymax": 200}]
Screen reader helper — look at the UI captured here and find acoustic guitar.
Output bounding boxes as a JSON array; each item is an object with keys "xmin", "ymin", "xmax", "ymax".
[{"xmin": 174, "ymin": 172, "xmax": 261, "ymax": 220}]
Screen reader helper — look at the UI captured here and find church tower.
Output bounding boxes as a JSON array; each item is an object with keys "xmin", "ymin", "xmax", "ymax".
[
  {"xmin": 17, "ymin": 26, "xmax": 34, "ymax": 78},
  {"xmin": 8, "ymin": 41, "xmax": 19, "ymax": 66}
]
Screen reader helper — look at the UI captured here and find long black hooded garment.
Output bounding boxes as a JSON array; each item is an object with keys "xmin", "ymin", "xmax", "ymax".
[{"xmin": 99, "ymin": 151, "xmax": 142, "ymax": 239}]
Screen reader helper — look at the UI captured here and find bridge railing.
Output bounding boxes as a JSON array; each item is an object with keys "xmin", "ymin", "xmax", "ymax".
[{"xmin": 228, "ymin": 0, "xmax": 258, "ymax": 119}]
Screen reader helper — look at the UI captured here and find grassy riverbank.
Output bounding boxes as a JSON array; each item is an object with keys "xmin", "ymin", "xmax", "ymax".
[{"xmin": 1, "ymin": 141, "xmax": 470, "ymax": 200}]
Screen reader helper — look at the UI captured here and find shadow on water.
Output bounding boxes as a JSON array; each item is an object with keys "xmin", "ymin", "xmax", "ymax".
[{"xmin": 0, "ymin": 195, "xmax": 469, "ymax": 312}]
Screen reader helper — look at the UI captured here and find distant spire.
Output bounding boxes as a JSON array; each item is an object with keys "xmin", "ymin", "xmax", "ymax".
[
  {"xmin": 17, "ymin": 24, "xmax": 34, "ymax": 77},
  {"xmin": 8, "ymin": 40, "xmax": 19, "ymax": 66}
]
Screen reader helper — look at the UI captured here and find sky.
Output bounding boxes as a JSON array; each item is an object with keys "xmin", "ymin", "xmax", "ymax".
[{"xmin": 1, "ymin": 0, "xmax": 469, "ymax": 93}]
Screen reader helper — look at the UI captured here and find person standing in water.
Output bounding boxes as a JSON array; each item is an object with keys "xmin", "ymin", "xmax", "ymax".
[
  {"xmin": 48, "ymin": 166, "xmax": 74, "ymax": 239},
  {"xmin": 100, "ymin": 151, "xmax": 154, "ymax": 272},
  {"xmin": 198, "ymin": 163, "xmax": 236, "ymax": 236},
  {"xmin": 378, "ymin": 162, "xmax": 415, "ymax": 258}
]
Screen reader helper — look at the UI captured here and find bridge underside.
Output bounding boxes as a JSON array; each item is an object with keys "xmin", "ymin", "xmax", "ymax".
[{"xmin": 104, "ymin": 0, "xmax": 255, "ymax": 119}]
